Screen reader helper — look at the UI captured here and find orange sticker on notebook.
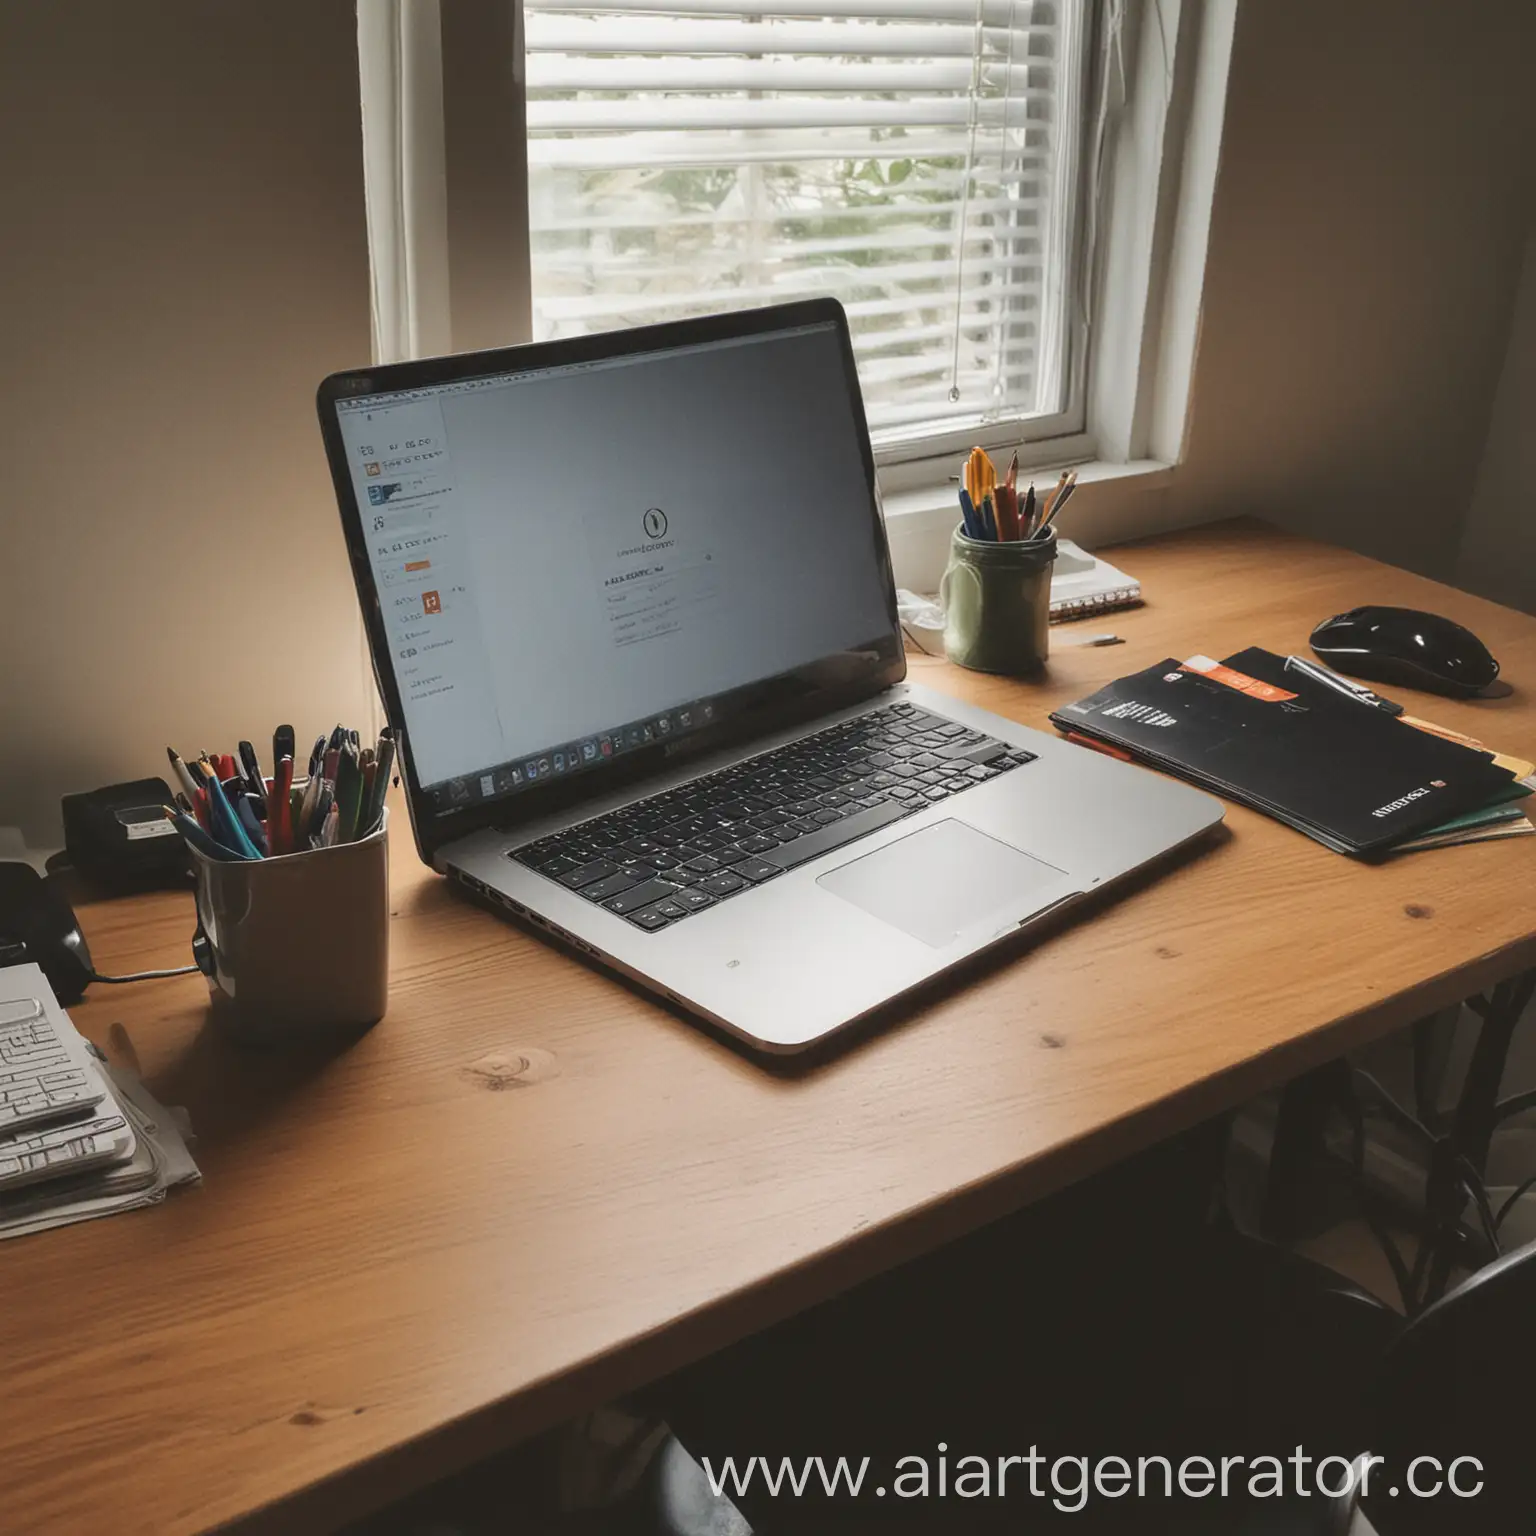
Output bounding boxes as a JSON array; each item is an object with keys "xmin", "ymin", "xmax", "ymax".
[{"xmin": 1179, "ymin": 655, "xmax": 1298, "ymax": 702}]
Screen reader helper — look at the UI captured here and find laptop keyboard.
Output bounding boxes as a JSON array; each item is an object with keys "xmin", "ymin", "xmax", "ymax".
[{"xmin": 510, "ymin": 702, "xmax": 1036, "ymax": 932}]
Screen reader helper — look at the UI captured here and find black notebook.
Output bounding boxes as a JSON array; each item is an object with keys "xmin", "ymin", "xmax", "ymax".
[{"xmin": 1051, "ymin": 650, "xmax": 1514, "ymax": 855}]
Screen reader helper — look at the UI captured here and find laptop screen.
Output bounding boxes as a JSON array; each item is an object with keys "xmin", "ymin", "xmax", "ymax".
[{"xmin": 325, "ymin": 310, "xmax": 900, "ymax": 826}]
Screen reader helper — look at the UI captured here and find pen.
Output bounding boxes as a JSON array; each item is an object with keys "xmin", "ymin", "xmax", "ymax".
[
  {"xmin": 335, "ymin": 741, "xmax": 363, "ymax": 842},
  {"xmin": 1040, "ymin": 473, "xmax": 1078, "ymax": 531},
  {"xmin": 1054, "ymin": 632, "xmax": 1126, "ymax": 648},
  {"xmin": 1022, "ymin": 484, "xmax": 1037, "ymax": 538},
  {"xmin": 1040, "ymin": 470, "xmax": 1070, "ymax": 522},
  {"xmin": 307, "ymin": 734, "xmax": 327, "ymax": 779},
  {"xmin": 1008, "ymin": 486, "xmax": 1026, "ymax": 540},
  {"xmin": 967, "ymin": 446, "xmax": 996, "ymax": 510},
  {"xmin": 1283, "ymin": 655, "xmax": 1404, "ymax": 715},
  {"xmin": 208, "ymin": 775, "xmax": 262, "ymax": 859},
  {"xmin": 197, "ymin": 772, "xmax": 232, "ymax": 846},
  {"xmin": 164, "ymin": 807, "xmax": 250, "ymax": 862},
  {"xmin": 166, "ymin": 748, "xmax": 201, "ymax": 801},
  {"xmin": 237, "ymin": 741, "xmax": 267, "ymax": 808},
  {"xmin": 273, "ymin": 724, "xmax": 296, "ymax": 780},
  {"xmin": 993, "ymin": 485, "xmax": 1014, "ymax": 541},
  {"xmin": 298, "ymin": 767, "xmax": 323, "ymax": 835},
  {"xmin": 958, "ymin": 487, "xmax": 983, "ymax": 539},
  {"xmin": 307, "ymin": 780, "xmax": 335, "ymax": 842},
  {"xmin": 235, "ymin": 793, "xmax": 269, "ymax": 856},
  {"xmin": 362, "ymin": 732, "xmax": 395, "ymax": 836},
  {"xmin": 270, "ymin": 755, "xmax": 295, "ymax": 855}
]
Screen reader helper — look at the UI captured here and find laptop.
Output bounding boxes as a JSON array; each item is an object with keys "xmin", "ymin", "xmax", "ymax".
[{"xmin": 317, "ymin": 299, "xmax": 1224, "ymax": 1054}]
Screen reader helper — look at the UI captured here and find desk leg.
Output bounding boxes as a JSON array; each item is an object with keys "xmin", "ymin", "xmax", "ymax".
[{"xmin": 1422, "ymin": 967, "xmax": 1536, "ymax": 1306}]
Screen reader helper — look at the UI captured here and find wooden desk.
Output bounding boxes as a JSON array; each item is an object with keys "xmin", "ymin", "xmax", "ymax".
[{"xmin": 4, "ymin": 521, "xmax": 1534, "ymax": 1535}]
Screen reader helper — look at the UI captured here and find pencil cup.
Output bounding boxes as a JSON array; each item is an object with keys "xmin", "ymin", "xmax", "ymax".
[
  {"xmin": 940, "ymin": 524, "xmax": 1057, "ymax": 676},
  {"xmin": 190, "ymin": 809, "xmax": 390, "ymax": 1042}
]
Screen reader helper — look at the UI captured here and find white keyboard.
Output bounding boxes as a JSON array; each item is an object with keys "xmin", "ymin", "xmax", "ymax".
[{"xmin": 0, "ymin": 997, "xmax": 106, "ymax": 1134}]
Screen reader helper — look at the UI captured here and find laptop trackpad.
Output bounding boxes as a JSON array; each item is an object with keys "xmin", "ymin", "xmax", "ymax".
[{"xmin": 817, "ymin": 819, "xmax": 1073, "ymax": 949}]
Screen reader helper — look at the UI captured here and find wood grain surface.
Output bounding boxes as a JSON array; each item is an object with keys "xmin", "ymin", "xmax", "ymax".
[{"xmin": 3, "ymin": 521, "xmax": 1533, "ymax": 1534}]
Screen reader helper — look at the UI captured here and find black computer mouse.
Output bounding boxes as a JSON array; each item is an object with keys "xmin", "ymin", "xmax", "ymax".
[
  {"xmin": 0, "ymin": 863, "xmax": 94, "ymax": 1005},
  {"xmin": 1310, "ymin": 606, "xmax": 1500, "ymax": 699}
]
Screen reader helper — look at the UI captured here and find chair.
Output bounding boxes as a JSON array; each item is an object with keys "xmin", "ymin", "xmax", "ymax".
[
  {"xmin": 644, "ymin": 1233, "xmax": 1536, "ymax": 1534},
  {"xmin": 1359, "ymin": 1234, "xmax": 1536, "ymax": 1534}
]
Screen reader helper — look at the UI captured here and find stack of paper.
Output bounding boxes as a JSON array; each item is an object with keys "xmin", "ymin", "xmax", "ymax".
[
  {"xmin": 1387, "ymin": 714, "xmax": 1536, "ymax": 851},
  {"xmin": 0, "ymin": 964, "xmax": 200, "ymax": 1242}
]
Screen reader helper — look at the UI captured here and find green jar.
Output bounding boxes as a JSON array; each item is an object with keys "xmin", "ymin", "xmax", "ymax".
[{"xmin": 941, "ymin": 523, "xmax": 1057, "ymax": 675}]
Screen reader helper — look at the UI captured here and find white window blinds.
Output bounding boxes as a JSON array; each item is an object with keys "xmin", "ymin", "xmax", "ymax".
[{"xmin": 524, "ymin": 0, "xmax": 1088, "ymax": 445}]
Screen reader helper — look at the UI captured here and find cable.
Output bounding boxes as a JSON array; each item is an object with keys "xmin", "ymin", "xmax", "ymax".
[
  {"xmin": 946, "ymin": 0, "xmax": 988, "ymax": 403},
  {"xmin": 87, "ymin": 965, "xmax": 198, "ymax": 984}
]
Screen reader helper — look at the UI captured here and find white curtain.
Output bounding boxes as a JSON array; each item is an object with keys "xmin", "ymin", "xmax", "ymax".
[{"xmin": 358, "ymin": 0, "xmax": 454, "ymax": 362}]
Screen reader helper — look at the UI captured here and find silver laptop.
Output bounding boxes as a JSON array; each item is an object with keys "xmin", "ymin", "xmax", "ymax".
[{"xmin": 318, "ymin": 300, "xmax": 1223, "ymax": 1054}]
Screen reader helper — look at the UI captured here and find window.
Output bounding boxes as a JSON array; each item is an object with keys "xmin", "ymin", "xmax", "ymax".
[
  {"xmin": 373, "ymin": 0, "xmax": 1232, "ymax": 534},
  {"xmin": 523, "ymin": 0, "xmax": 1092, "ymax": 456}
]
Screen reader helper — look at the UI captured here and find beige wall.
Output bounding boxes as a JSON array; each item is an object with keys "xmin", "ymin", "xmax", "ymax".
[
  {"xmin": 1059, "ymin": 0, "xmax": 1536, "ymax": 588},
  {"xmin": 1175, "ymin": 0, "xmax": 1536, "ymax": 574},
  {"xmin": 0, "ymin": 3, "xmax": 373, "ymax": 846},
  {"xmin": 1457, "ymin": 223, "xmax": 1536, "ymax": 614}
]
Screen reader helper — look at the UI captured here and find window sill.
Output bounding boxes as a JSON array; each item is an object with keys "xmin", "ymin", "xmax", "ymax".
[{"xmin": 879, "ymin": 458, "xmax": 1180, "ymax": 593}]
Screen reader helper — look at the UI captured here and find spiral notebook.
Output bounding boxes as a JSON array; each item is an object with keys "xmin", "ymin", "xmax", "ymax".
[{"xmin": 1048, "ymin": 539, "xmax": 1142, "ymax": 622}]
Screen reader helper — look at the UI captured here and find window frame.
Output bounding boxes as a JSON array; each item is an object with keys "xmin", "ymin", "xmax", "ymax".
[{"xmin": 381, "ymin": 0, "xmax": 1235, "ymax": 556}]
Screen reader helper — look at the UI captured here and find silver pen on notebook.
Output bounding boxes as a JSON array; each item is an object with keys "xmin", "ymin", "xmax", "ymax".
[{"xmin": 1283, "ymin": 655, "xmax": 1403, "ymax": 715}]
